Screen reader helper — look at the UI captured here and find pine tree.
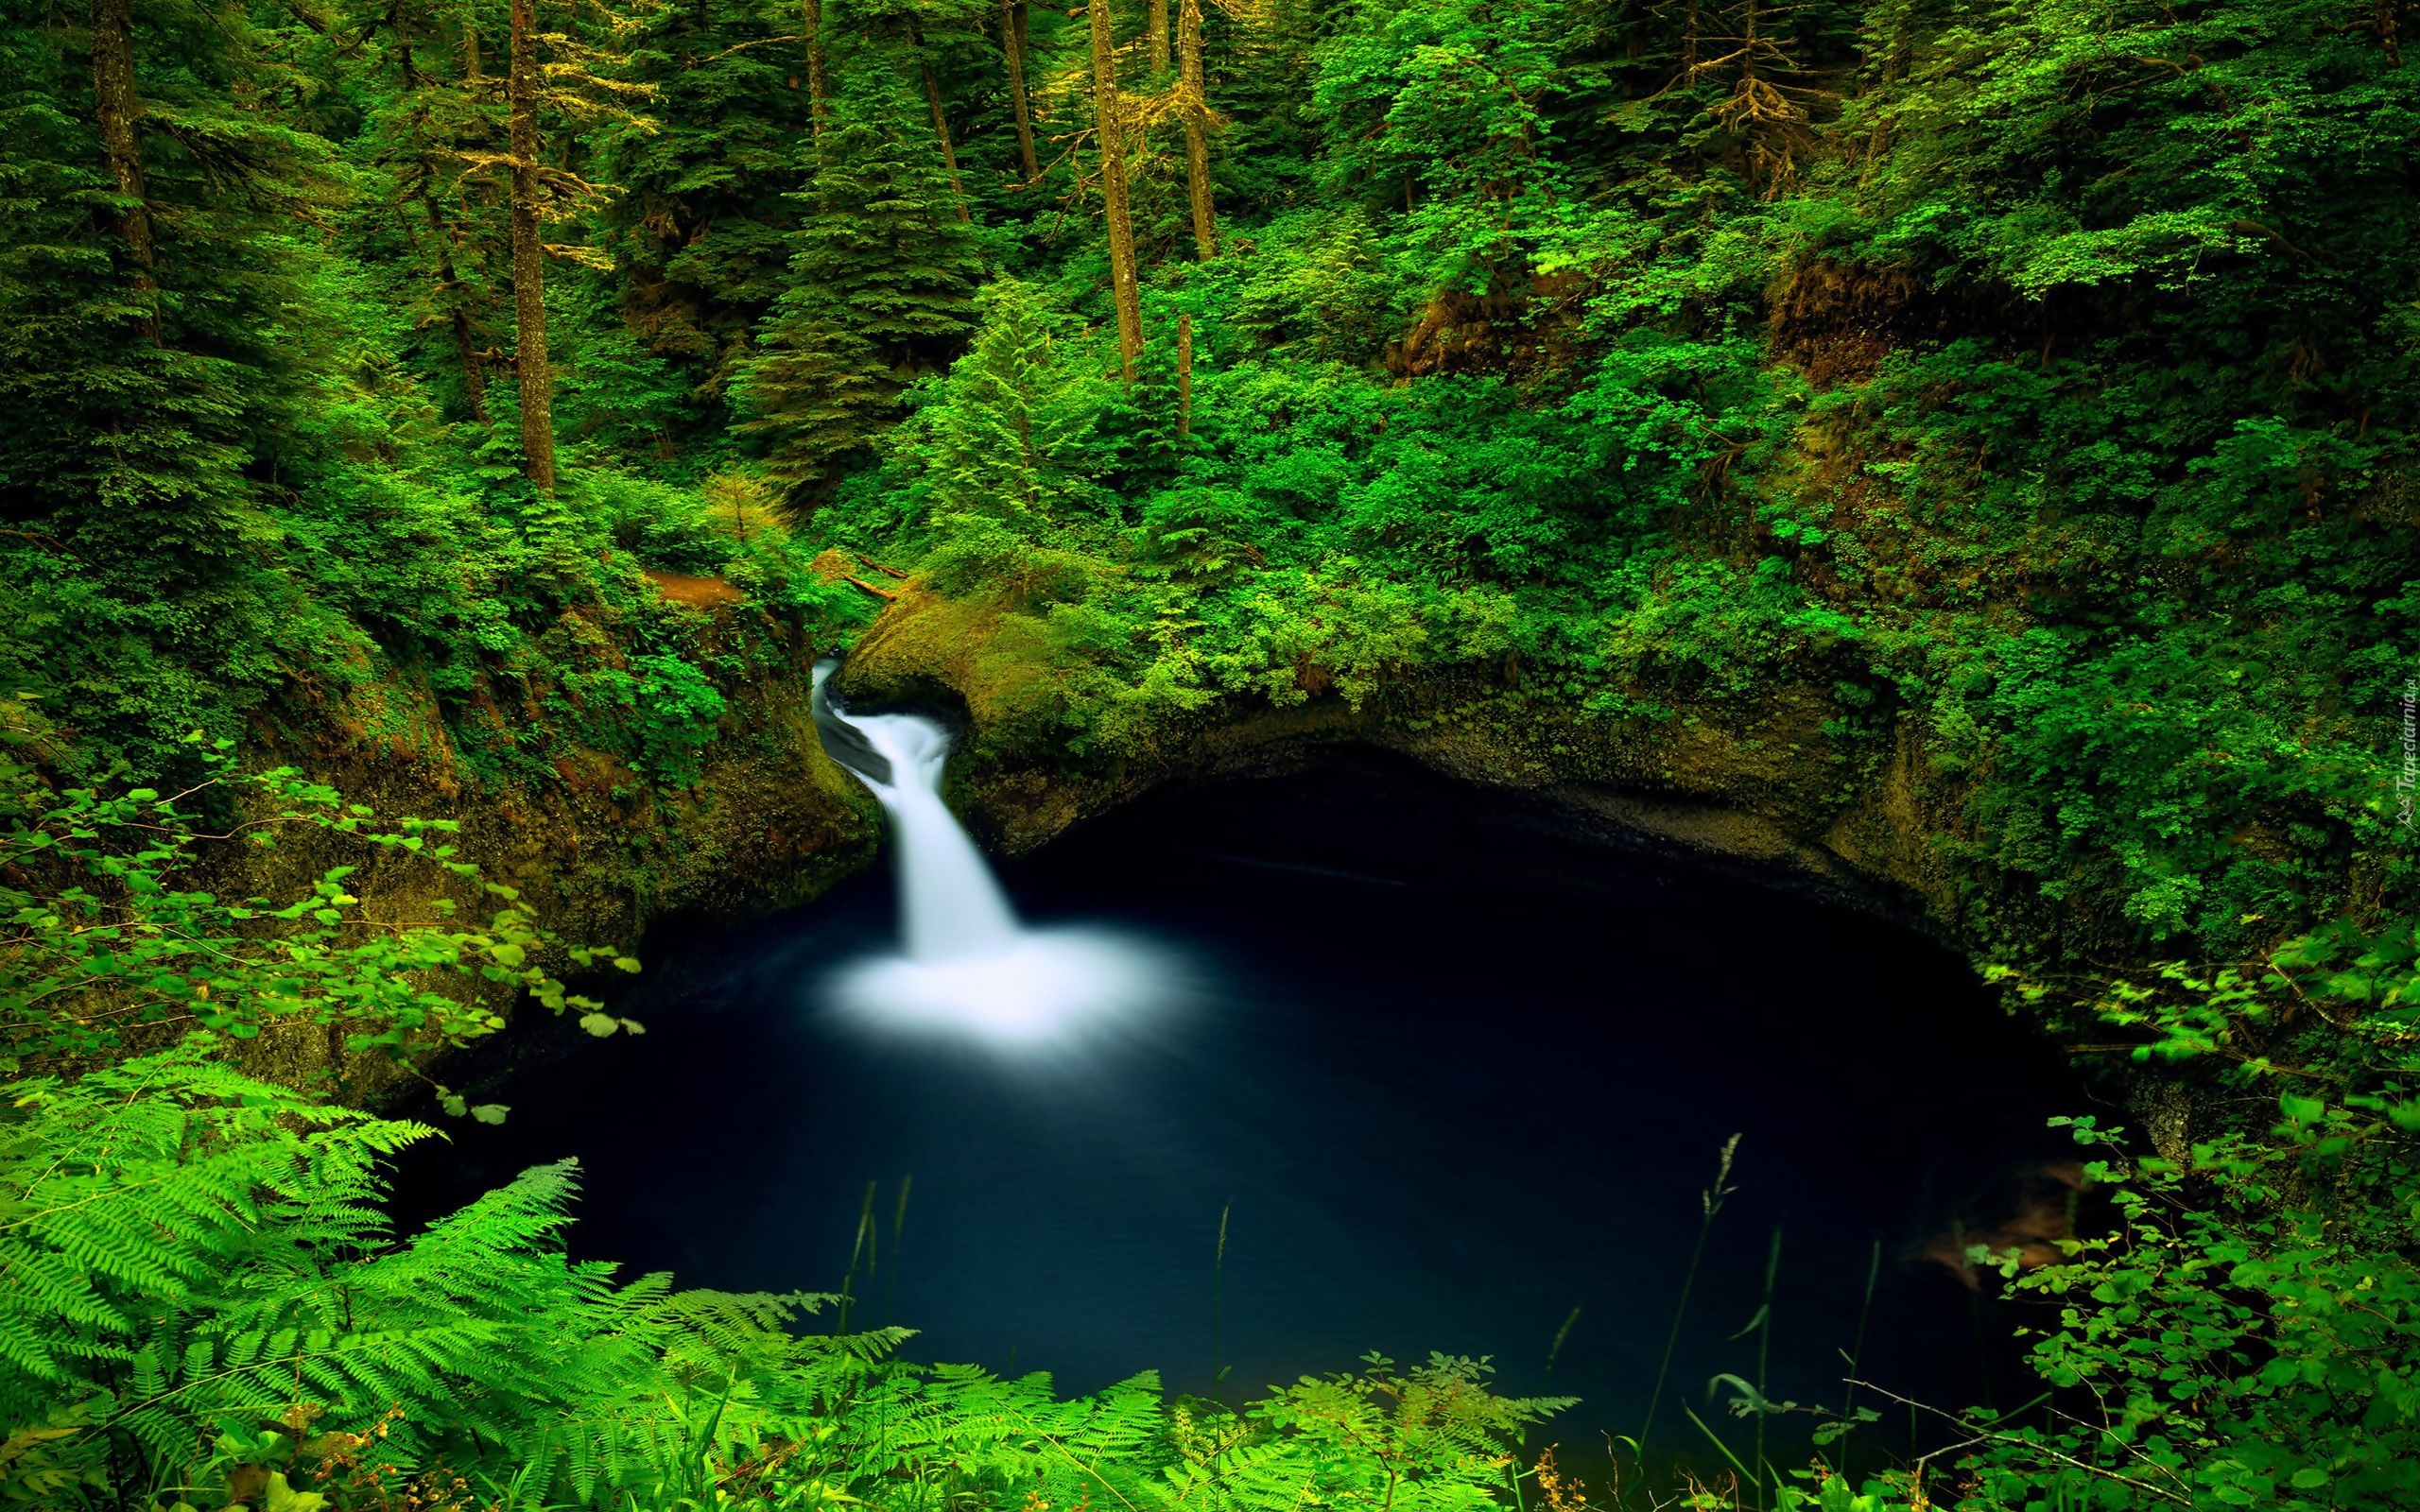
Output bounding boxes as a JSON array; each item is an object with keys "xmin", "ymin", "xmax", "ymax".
[
  {"xmin": 594, "ymin": 0, "xmax": 817, "ymax": 408},
  {"xmin": 1001, "ymin": 0, "xmax": 1042, "ymax": 181},
  {"xmin": 1178, "ymin": 0, "xmax": 1216, "ymax": 258},
  {"xmin": 1088, "ymin": 0, "xmax": 1144, "ymax": 381},
  {"xmin": 0, "ymin": 0, "xmax": 333, "ymax": 561},
  {"xmin": 916, "ymin": 279, "xmax": 1098, "ymax": 524},
  {"xmin": 346, "ymin": 0, "xmax": 510, "ymax": 424},
  {"xmin": 732, "ymin": 96, "xmax": 986, "ymax": 503},
  {"xmin": 904, "ymin": 13, "xmax": 970, "ymax": 219},
  {"xmin": 509, "ymin": 0, "xmax": 558, "ymax": 490},
  {"xmin": 804, "ymin": 0, "xmax": 831, "ymax": 136},
  {"xmin": 0, "ymin": 0, "xmax": 345, "ymax": 775}
]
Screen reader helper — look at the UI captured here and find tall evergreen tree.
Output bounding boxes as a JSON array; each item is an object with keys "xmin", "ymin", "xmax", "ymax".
[
  {"xmin": 345, "ymin": 0, "xmax": 510, "ymax": 424},
  {"xmin": 731, "ymin": 94, "xmax": 986, "ymax": 503},
  {"xmin": 1178, "ymin": 0, "xmax": 1215, "ymax": 258},
  {"xmin": 596, "ymin": 0, "xmax": 816, "ymax": 406},
  {"xmin": 508, "ymin": 0, "xmax": 558, "ymax": 490},
  {"xmin": 1088, "ymin": 0, "xmax": 1143, "ymax": 380},
  {"xmin": 904, "ymin": 12, "xmax": 970, "ymax": 219},
  {"xmin": 1000, "ymin": 0, "xmax": 1041, "ymax": 181},
  {"xmin": 0, "ymin": 0, "xmax": 342, "ymax": 771},
  {"xmin": 915, "ymin": 279, "xmax": 1097, "ymax": 526},
  {"xmin": 0, "ymin": 0, "xmax": 335, "ymax": 562},
  {"xmin": 804, "ymin": 0, "xmax": 831, "ymax": 135}
]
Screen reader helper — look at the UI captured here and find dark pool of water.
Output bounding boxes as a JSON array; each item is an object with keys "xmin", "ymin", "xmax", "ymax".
[{"xmin": 393, "ymin": 748, "xmax": 2095, "ymax": 1465}]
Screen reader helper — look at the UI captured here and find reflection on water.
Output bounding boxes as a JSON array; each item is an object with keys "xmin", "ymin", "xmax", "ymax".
[{"xmin": 395, "ymin": 751, "xmax": 2085, "ymax": 1463}]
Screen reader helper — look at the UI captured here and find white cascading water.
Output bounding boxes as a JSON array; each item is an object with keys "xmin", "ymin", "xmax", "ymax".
[
  {"xmin": 816, "ymin": 665, "xmax": 1174, "ymax": 1046},
  {"xmin": 842, "ymin": 711, "xmax": 1022, "ymax": 962}
]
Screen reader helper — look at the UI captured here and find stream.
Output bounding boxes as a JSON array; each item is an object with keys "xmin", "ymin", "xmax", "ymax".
[{"xmin": 396, "ymin": 729, "xmax": 2088, "ymax": 1465}]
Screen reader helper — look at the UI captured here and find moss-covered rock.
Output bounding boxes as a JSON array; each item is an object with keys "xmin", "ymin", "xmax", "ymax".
[
  {"xmin": 216, "ymin": 610, "xmax": 882, "ymax": 1102},
  {"xmin": 835, "ymin": 586, "xmax": 1967, "ymax": 925}
]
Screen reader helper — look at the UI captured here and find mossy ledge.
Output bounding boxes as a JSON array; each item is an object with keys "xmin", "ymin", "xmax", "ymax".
[{"xmin": 836, "ymin": 585, "xmax": 1966, "ymax": 933}]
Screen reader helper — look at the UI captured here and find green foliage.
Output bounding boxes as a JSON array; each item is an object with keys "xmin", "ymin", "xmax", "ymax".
[
  {"xmin": 0, "ymin": 1046, "xmax": 1568, "ymax": 1512},
  {"xmin": 733, "ymin": 90, "xmax": 988, "ymax": 501},
  {"xmin": 11, "ymin": 0, "xmax": 2420, "ymax": 1505},
  {"xmin": 0, "ymin": 742, "xmax": 1571, "ymax": 1511},
  {"xmin": 1828, "ymin": 922, "xmax": 2420, "ymax": 1510},
  {"xmin": 594, "ymin": 0, "xmax": 817, "ymax": 407},
  {"xmin": 0, "ymin": 708, "xmax": 631, "ymax": 1079}
]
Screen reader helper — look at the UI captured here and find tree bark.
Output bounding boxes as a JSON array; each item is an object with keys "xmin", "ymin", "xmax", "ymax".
[
  {"xmin": 1088, "ymin": 0, "xmax": 1143, "ymax": 381},
  {"xmin": 88, "ymin": 0, "xmax": 158, "ymax": 340},
  {"xmin": 509, "ymin": 0, "xmax": 556, "ymax": 491},
  {"xmin": 1179, "ymin": 0, "xmax": 1215, "ymax": 259},
  {"xmin": 803, "ymin": 0, "xmax": 830, "ymax": 139},
  {"xmin": 1146, "ymin": 0, "xmax": 1168, "ymax": 75},
  {"xmin": 908, "ymin": 19, "xmax": 969, "ymax": 219},
  {"xmin": 1002, "ymin": 0, "xmax": 1040, "ymax": 180},
  {"xmin": 1176, "ymin": 312, "xmax": 1193, "ymax": 440}
]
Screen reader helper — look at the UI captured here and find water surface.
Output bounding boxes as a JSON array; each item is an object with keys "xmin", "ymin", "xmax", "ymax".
[{"xmin": 399, "ymin": 750, "xmax": 2089, "ymax": 1462}]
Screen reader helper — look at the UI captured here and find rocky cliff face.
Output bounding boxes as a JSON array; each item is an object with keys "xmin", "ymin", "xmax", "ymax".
[
  {"xmin": 211, "ymin": 576, "xmax": 1996, "ymax": 1103},
  {"xmin": 216, "ymin": 606, "xmax": 882, "ymax": 1101},
  {"xmin": 834, "ymin": 586, "xmax": 1974, "ymax": 931}
]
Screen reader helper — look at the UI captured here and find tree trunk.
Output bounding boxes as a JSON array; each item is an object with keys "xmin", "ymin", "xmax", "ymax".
[
  {"xmin": 1088, "ymin": 0, "xmax": 1143, "ymax": 381},
  {"xmin": 1002, "ymin": 0, "xmax": 1040, "ymax": 180},
  {"xmin": 803, "ymin": 0, "xmax": 830, "ymax": 139},
  {"xmin": 88, "ymin": 0, "xmax": 158, "ymax": 340},
  {"xmin": 509, "ymin": 0, "xmax": 556, "ymax": 492},
  {"xmin": 1176, "ymin": 312, "xmax": 1193, "ymax": 440},
  {"xmin": 1147, "ymin": 0, "xmax": 1168, "ymax": 75},
  {"xmin": 908, "ymin": 19, "xmax": 969, "ymax": 218},
  {"xmin": 419, "ymin": 180, "xmax": 491, "ymax": 424},
  {"xmin": 1179, "ymin": 0, "xmax": 1214, "ymax": 259}
]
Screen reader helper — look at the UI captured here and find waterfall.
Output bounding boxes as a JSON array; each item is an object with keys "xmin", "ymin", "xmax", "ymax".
[
  {"xmin": 815, "ymin": 662, "xmax": 1179, "ymax": 1044},
  {"xmin": 829, "ymin": 707, "xmax": 1021, "ymax": 962}
]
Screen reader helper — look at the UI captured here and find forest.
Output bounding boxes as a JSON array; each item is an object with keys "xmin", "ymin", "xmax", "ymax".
[{"xmin": 5, "ymin": 0, "xmax": 2420, "ymax": 1505}]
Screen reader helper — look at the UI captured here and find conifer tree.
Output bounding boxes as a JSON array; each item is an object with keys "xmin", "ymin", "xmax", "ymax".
[
  {"xmin": 1088, "ymin": 0, "xmax": 1143, "ymax": 380},
  {"xmin": 595, "ymin": 0, "xmax": 816, "ymax": 404},
  {"xmin": 804, "ymin": 0, "xmax": 831, "ymax": 136},
  {"xmin": 732, "ymin": 94, "xmax": 986, "ymax": 502},
  {"xmin": 1001, "ymin": 0, "xmax": 1041, "ymax": 180},
  {"xmin": 916, "ymin": 279, "xmax": 1097, "ymax": 525},
  {"xmin": 346, "ymin": 0, "xmax": 510, "ymax": 424},
  {"xmin": 484, "ymin": 0, "xmax": 650, "ymax": 488},
  {"xmin": 86, "ymin": 0, "xmax": 155, "ymax": 335},
  {"xmin": 509, "ymin": 0, "xmax": 558, "ymax": 490},
  {"xmin": 0, "ymin": 0, "xmax": 330, "ymax": 572},
  {"xmin": 904, "ymin": 13, "xmax": 970, "ymax": 218},
  {"xmin": 1178, "ymin": 0, "xmax": 1215, "ymax": 258},
  {"xmin": 0, "ymin": 0, "xmax": 350, "ymax": 775}
]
